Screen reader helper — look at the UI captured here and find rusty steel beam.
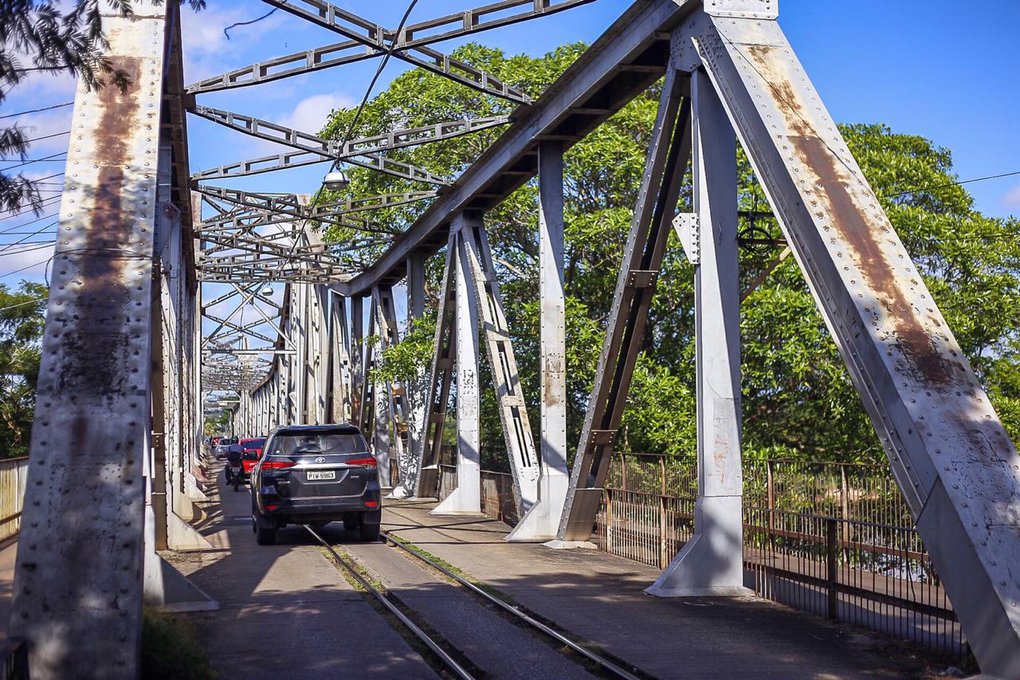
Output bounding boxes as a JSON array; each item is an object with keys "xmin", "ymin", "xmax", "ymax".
[
  {"xmin": 9, "ymin": 2, "xmax": 171, "ymax": 676},
  {"xmin": 686, "ymin": 7, "xmax": 1020, "ymax": 675}
]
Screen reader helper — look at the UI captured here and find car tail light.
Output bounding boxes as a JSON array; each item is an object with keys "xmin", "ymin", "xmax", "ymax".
[
  {"xmin": 346, "ymin": 457, "xmax": 377, "ymax": 467},
  {"xmin": 365, "ymin": 500, "xmax": 379, "ymax": 508},
  {"xmin": 264, "ymin": 504, "xmax": 280, "ymax": 512},
  {"xmin": 261, "ymin": 459, "xmax": 296, "ymax": 470}
]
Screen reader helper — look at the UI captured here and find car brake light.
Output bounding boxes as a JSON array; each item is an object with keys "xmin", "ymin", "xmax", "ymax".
[
  {"xmin": 261, "ymin": 460, "xmax": 296, "ymax": 470},
  {"xmin": 365, "ymin": 500, "xmax": 379, "ymax": 508},
  {"xmin": 264, "ymin": 504, "xmax": 280, "ymax": 511},
  {"xmin": 346, "ymin": 457, "xmax": 377, "ymax": 467}
]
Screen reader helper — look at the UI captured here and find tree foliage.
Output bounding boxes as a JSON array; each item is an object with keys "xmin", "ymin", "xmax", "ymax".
[
  {"xmin": 0, "ymin": 281, "xmax": 46, "ymax": 458},
  {"xmin": 319, "ymin": 43, "xmax": 1020, "ymax": 466},
  {"xmin": 0, "ymin": 0, "xmax": 204, "ymax": 214}
]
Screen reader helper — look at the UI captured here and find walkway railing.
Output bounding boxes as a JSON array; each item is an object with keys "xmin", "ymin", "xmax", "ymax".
[
  {"xmin": 434, "ymin": 454, "xmax": 964, "ymax": 657},
  {"xmin": 594, "ymin": 455, "xmax": 964, "ymax": 657},
  {"xmin": 0, "ymin": 458, "xmax": 28, "ymax": 544}
]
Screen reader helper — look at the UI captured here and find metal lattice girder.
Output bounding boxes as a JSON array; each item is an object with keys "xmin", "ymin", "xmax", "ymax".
[
  {"xmin": 202, "ymin": 354, "xmax": 273, "ymax": 392},
  {"xmin": 338, "ymin": 0, "xmax": 683, "ymax": 297},
  {"xmin": 460, "ymin": 219, "xmax": 540, "ymax": 516},
  {"xmin": 193, "ymin": 186, "xmax": 393, "ymax": 233},
  {"xmin": 9, "ymin": 4, "xmax": 170, "ymax": 673},
  {"xmin": 556, "ymin": 71, "xmax": 692, "ymax": 543},
  {"xmin": 687, "ymin": 11, "xmax": 1020, "ymax": 674},
  {"xmin": 190, "ymin": 107, "xmax": 496, "ymax": 185},
  {"xmin": 349, "ymin": 296, "xmax": 366, "ymax": 428},
  {"xmin": 186, "ymin": 0, "xmax": 591, "ymax": 95},
  {"xmin": 372, "ymin": 285, "xmax": 406, "ymax": 487},
  {"xmin": 219, "ymin": 0, "xmax": 531, "ymax": 103}
]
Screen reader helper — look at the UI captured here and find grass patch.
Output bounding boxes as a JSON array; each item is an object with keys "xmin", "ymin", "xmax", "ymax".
[{"xmin": 141, "ymin": 607, "xmax": 216, "ymax": 680}]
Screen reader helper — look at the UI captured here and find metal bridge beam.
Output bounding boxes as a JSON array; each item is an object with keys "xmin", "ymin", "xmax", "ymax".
[
  {"xmin": 686, "ymin": 10, "xmax": 1020, "ymax": 673},
  {"xmin": 508, "ymin": 141, "xmax": 570, "ymax": 541},
  {"xmin": 9, "ymin": 1, "xmax": 171, "ymax": 675},
  {"xmin": 432, "ymin": 214, "xmax": 483, "ymax": 514},
  {"xmin": 552, "ymin": 68, "xmax": 691, "ymax": 546},
  {"xmin": 646, "ymin": 68, "xmax": 748, "ymax": 596}
]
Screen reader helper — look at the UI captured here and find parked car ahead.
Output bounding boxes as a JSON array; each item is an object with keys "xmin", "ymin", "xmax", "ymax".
[
  {"xmin": 239, "ymin": 437, "xmax": 266, "ymax": 478},
  {"xmin": 250, "ymin": 424, "xmax": 381, "ymax": 545}
]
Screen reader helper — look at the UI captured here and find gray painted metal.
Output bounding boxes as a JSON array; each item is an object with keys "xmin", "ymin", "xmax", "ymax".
[
  {"xmin": 337, "ymin": 0, "xmax": 693, "ymax": 297},
  {"xmin": 237, "ymin": 0, "xmax": 531, "ymax": 103},
  {"xmin": 186, "ymin": 0, "xmax": 592, "ymax": 95},
  {"xmin": 460, "ymin": 221, "xmax": 540, "ymax": 518},
  {"xmin": 189, "ymin": 109, "xmax": 506, "ymax": 182},
  {"xmin": 402, "ymin": 237, "xmax": 458, "ymax": 499},
  {"xmin": 432, "ymin": 214, "xmax": 483, "ymax": 514},
  {"xmin": 350, "ymin": 295, "xmax": 366, "ymax": 428},
  {"xmin": 554, "ymin": 70, "xmax": 692, "ymax": 544},
  {"xmin": 8, "ymin": 2, "xmax": 169, "ymax": 676},
  {"xmin": 393, "ymin": 254, "xmax": 428, "ymax": 498},
  {"xmin": 508, "ymin": 141, "xmax": 569, "ymax": 542},
  {"xmin": 372, "ymin": 285, "xmax": 408, "ymax": 487},
  {"xmin": 647, "ymin": 68, "xmax": 749, "ymax": 596},
  {"xmin": 692, "ymin": 11, "xmax": 1020, "ymax": 673}
]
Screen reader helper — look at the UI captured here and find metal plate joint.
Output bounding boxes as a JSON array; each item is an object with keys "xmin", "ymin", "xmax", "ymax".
[
  {"xmin": 627, "ymin": 270, "xmax": 659, "ymax": 289},
  {"xmin": 588, "ymin": 429, "xmax": 617, "ymax": 446},
  {"xmin": 702, "ymin": 0, "xmax": 778, "ymax": 20},
  {"xmin": 673, "ymin": 212, "xmax": 700, "ymax": 265}
]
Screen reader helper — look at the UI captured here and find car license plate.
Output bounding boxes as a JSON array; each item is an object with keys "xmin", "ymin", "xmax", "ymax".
[{"xmin": 307, "ymin": 470, "xmax": 336, "ymax": 481}]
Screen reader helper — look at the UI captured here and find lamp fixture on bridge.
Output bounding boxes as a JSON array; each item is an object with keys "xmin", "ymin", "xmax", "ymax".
[{"xmin": 323, "ymin": 169, "xmax": 350, "ymax": 191}]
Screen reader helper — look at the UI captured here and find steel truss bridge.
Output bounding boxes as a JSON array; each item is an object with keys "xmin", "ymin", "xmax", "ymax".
[{"xmin": 8, "ymin": 1, "xmax": 1020, "ymax": 677}]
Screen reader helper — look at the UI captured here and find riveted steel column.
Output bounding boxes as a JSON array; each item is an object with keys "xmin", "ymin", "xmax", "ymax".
[
  {"xmin": 695, "ymin": 9, "xmax": 1020, "ymax": 672},
  {"xmin": 508, "ymin": 141, "xmax": 569, "ymax": 541},
  {"xmin": 350, "ymin": 295, "xmax": 366, "ymax": 428},
  {"xmin": 401, "ymin": 237, "xmax": 457, "ymax": 499},
  {"xmin": 393, "ymin": 253, "xmax": 428, "ymax": 496},
  {"xmin": 433, "ymin": 215, "xmax": 482, "ymax": 515},
  {"xmin": 552, "ymin": 67, "xmax": 691, "ymax": 546},
  {"xmin": 647, "ymin": 68, "xmax": 749, "ymax": 596},
  {"xmin": 8, "ymin": 2, "xmax": 170, "ymax": 675}
]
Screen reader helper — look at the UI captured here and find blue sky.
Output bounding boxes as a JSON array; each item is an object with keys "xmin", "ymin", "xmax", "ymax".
[{"xmin": 1, "ymin": 0, "xmax": 1017, "ymax": 292}]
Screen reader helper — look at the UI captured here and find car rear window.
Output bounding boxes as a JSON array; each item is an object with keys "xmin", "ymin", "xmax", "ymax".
[
  {"xmin": 270, "ymin": 432, "xmax": 369, "ymax": 456},
  {"xmin": 241, "ymin": 438, "xmax": 265, "ymax": 450}
]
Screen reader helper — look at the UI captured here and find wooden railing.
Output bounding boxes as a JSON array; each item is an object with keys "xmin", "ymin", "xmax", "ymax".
[{"xmin": 0, "ymin": 457, "xmax": 28, "ymax": 544}]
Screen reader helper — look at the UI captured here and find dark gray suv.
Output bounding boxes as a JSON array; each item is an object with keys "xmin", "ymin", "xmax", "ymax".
[{"xmin": 250, "ymin": 424, "xmax": 381, "ymax": 544}]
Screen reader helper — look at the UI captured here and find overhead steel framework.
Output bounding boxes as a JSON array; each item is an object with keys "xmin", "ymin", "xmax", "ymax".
[{"xmin": 9, "ymin": 1, "xmax": 1020, "ymax": 678}]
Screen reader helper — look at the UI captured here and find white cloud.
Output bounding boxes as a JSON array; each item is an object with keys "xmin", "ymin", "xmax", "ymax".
[
  {"xmin": 181, "ymin": 5, "xmax": 288, "ymax": 85},
  {"xmin": 279, "ymin": 93, "xmax": 353, "ymax": 135},
  {"xmin": 0, "ymin": 242, "xmax": 55, "ymax": 281},
  {"xmin": 1001, "ymin": 183, "xmax": 1020, "ymax": 214}
]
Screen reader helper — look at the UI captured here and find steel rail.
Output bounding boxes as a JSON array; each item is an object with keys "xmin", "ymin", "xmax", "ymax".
[
  {"xmin": 379, "ymin": 530, "xmax": 645, "ymax": 680},
  {"xmin": 302, "ymin": 525, "xmax": 475, "ymax": 680}
]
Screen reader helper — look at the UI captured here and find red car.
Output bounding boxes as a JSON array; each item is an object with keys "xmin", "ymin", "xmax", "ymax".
[{"xmin": 239, "ymin": 437, "xmax": 266, "ymax": 477}]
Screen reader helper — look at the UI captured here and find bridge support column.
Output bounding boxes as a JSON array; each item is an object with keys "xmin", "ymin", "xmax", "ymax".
[
  {"xmin": 392, "ymin": 254, "xmax": 428, "ymax": 497},
  {"xmin": 647, "ymin": 69, "xmax": 750, "ymax": 597},
  {"xmin": 509, "ymin": 141, "xmax": 569, "ymax": 541},
  {"xmin": 433, "ymin": 214, "xmax": 483, "ymax": 515},
  {"xmin": 8, "ymin": 2, "xmax": 172, "ymax": 675},
  {"xmin": 350, "ymin": 295, "xmax": 366, "ymax": 428}
]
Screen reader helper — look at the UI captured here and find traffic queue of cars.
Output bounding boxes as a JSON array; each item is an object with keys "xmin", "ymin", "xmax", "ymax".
[{"xmin": 208, "ymin": 424, "xmax": 381, "ymax": 546}]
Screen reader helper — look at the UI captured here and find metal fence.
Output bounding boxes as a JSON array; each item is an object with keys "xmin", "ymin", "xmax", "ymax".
[
  {"xmin": 0, "ymin": 458, "xmax": 28, "ymax": 544},
  {"xmin": 594, "ymin": 454, "xmax": 964, "ymax": 657}
]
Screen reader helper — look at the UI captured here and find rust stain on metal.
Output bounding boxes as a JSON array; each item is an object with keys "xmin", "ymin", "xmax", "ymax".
[
  {"xmin": 59, "ymin": 56, "xmax": 143, "ymax": 396},
  {"xmin": 745, "ymin": 45, "xmax": 956, "ymax": 387}
]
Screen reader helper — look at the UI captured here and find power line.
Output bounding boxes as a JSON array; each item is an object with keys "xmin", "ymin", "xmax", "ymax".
[
  {"xmin": 885, "ymin": 170, "xmax": 1020, "ymax": 200},
  {"xmin": 21, "ymin": 130, "xmax": 70, "ymax": 145},
  {"xmin": 0, "ymin": 220, "xmax": 59, "ymax": 251},
  {"xmin": 0, "ymin": 210, "xmax": 58, "ymax": 230},
  {"xmin": 330, "ymin": 0, "xmax": 421, "ymax": 174},
  {"xmin": 0, "ymin": 152, "xmax": 67, "ymax": 171},
  {"xmin": 0, "ymin": 241, "xmax": 56, "ymax": 257},
  {"xmin": 0, "ymin": 253, "xmax": 53, "ymax": 279},
  {"xmin": 0, "ymin": 295, "xmax": 48, "ymax": 314},
  {"xmin": 0, "ymin": 101, "xmax": 73, "ymax": 120}
]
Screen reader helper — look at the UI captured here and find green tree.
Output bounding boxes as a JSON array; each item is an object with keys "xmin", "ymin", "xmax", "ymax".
[
  {"xmin": 320, "ymin": 44, "xmax": 1020, "ymax": 466},
  {"xmin": 0, "ymin": 281, "xmax": 46, "ymax": 458}
]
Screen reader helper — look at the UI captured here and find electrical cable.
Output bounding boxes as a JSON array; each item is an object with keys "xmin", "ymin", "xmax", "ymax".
[
  {"xmin": 329, "ymin": 0, "xmax": 421, "ymax": 174},
  {"xmin": 884, "ymin": 170, "xmax": 1020, "ymax": 200},
  {"xmin": 0, "ymin": 295, "xmax": 48, "ymax": 313},
  {"xmin": 223, "ymin": 6, "xmax": 279, "ymax": 39},
  {"xmin": 0, "ymin": 152, "xmax": 67, "ymax": 171},
  {"xmin": 0, "ymin": 101, "xmax": 73, "ymax": 120}
]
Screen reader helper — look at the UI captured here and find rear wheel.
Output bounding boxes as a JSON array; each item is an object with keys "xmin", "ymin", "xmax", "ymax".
[
  {"xmin": 253, "ymin": 506, "xmax": 276, "ymax": 545},
  {"xmin": 359, "ymin": 521, "xmax": 380, "ymax": 542}
]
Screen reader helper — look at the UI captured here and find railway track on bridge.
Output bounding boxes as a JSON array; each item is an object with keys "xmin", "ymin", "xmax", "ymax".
[{"xmin": 303, "ymin": 525, "xmax": 647, "ymax": 680}]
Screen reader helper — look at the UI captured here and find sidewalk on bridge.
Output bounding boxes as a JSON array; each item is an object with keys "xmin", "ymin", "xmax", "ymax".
[
  {"xmin": 0, "ymin": 540, "xmax": 15, "ymax": 640},
  {"xmin": 381, "ymin": 499, "xmax": 951, "ymax": 679}
]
